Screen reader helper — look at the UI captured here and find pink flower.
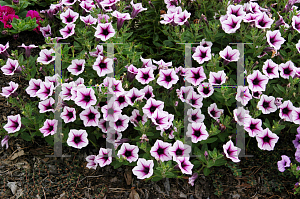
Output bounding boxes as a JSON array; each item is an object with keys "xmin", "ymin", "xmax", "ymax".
[{"xmin": 223, "ymin": 140, "xmax": 241, "ymax": 162}]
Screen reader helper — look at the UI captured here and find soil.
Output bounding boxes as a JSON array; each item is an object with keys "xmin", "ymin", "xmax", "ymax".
[{"xmin": 0, "ymin": 31, "xmax": 299, "ymax": 199}]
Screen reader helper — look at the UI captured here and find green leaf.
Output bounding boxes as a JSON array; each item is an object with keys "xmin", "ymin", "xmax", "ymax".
[
  {"xmin": 207, "ymin": 160, "xmax": 215, "ymax": 168},
  {"xmin": 151, "ymin": 176, "xmax": 163, "ymax": 182},
  {"xmin": 277, "ymin": 84, "xmax": 286, "ymax": 94},
  {"xmin": 214, "ymin": 159, "xmax": 227, "ymax": 166},
  {"xmin": 165, "ymin": 172, "xmax": 176, "ymax": 178},
  {"xmin": 203, "ymin": 167, "xmax": 211, "ymax": 176},
  {"xmin": 200, "ymin": 137, "xmax": 218, "ymax": 144},
  {"xmin": 111, "ymin": 160, "xmax": 123, "ymax": 169},
  {"xmin": 20, "ymin": 132, "xmax": 31, "ymax": 141},
  {"xmin": 263, "ymin": 118, "xmax": 271, "ymax": 129}
]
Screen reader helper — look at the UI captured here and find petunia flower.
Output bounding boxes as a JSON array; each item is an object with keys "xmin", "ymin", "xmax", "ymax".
[
  {"xmin": 140, "ymin": 56, "xmax": 156, "ymax": 70},
  {"xmin": 209, "ymin": 70, "xmax": 226, "ymax": 85},
  {"xmin": 256, "ymin": 128, "xmax": 279, "ymax": 151},
  {"xmin": 142, "ymin": 98, "xmax": 164, "ymax": 119},
  {"xmin": 95, "ymin": 148, "xmax": 113, "ymax": 167},
  {"xmin": 98, "ymin": 14, "xmax": 110, "ymax": 23},
  {"xmin": 176, "ymin": 156, "xmax": 194, "ymax": 175},
  {"xmin": 257, "ymin": 94, "xmax": 277, "ymax": 114},
  {"xmin": 79, "ymin": 1, "xmax": 95, "ymax": 13},
  {"xmin": 185, "ymin": 67, "xmax": 206, "ymax": 86},
  {"xmin": 1, "ymin": 14, "xmax": 19, "ymax": 29},
  {"xmin": 79, "ymin": 106, "xmax": 101, "ymax": 127},
  {"xmin": 89, "ymin": 45, "xmax": 104, "ymax": 57},
  {"xmin": 151, "ymin": 109, "xmax": 170, "ymax": 130},
  {"xmin": 67, "ymin": 129, "xmax": 89, "ymax": 149},
  {"xmin": 0, "ymin": 81, "xmax": 18, "ymax": 98},
  {"xmin": 233, "ymin": 106, "xmax": 251, "ymax": 126},
  {"xmin": 186, "ymin": 90, "xmax": 203, "ymax": 109},
  {"xmin": 153, "ymin": 59, "xmax": 172, "ymax": 70},
  {"xmin": 293, "ymin": 132, "xmax": 300, "ymax": 149},
  {"xmin": 37, "ymin": 48, "xmax": 55, "ymax": 65},
  {"xmin": 208, "ymin": 103, "xmax": 223, "ymax": 120},
  {"xmin": 67, "ymin": 59, "xmax": 85, "ymax": 76},
  {"xmin": 278, "ymin": 100, "xmax": 295, "ymax": 122},
  {"xmin": 125, "ymin": 87, "xmax": 145, "ymax": 106},
  {"xmin": 94, "ymin": 23, "xmax": 116, "ymax": 41},
  {"xmin": 39, "ymin": 119, "xmax": 58, "ymax": 137},
  {"xmin": 117, "ymin": 143, "xmax": 139, "ymax": 163},
  {"xmin": 140, "ymin": 85, "xmax": 155, "ymax": 100},
  {"xmin": 235, "ymin": 86, "xmax": 252, "ymax": 106},
  {"xmin": 4, "ymin": 114, "xmax": 22, "ymax": 134},
  {"xmin": 292, "ymin": 15, "xmax": 300, "ymax": 33},
  {"xmin": 292, "ymin": 107, "xmax": 300, "ymax": 125},
  {"xmin": 223, "ymin": 140, "xmax": 241, "ymax": 162},
  {"xmin": 92, "ymin": 55, "xmax": 114, "ymax": 77},
  {"xmin": 85, "ymin": 155, "xmax": 98, "ymax": 170},
  {"xmin": 98, "ymin": 118, "xmax": 113, "ymax": 133},
  {"xmin": 36, "ymin": 82, "xmax": 54, "ymax": 100},
  {"xmin": 26, "ymin": 79, "xmax": 42, "ymax": 97},
  {"xmin": 18, "ymin": 43, "xmax": 38, "ymax": 58},
  {"xmin": 114, "ymin": 91, "xmax": 129, "ymax": 109},
  {"xmin": 1, "ymin": 58, "xmax": 19, "ymax": 75},
  {"xmin": 277, "ymin": 155, "xmax": 291, "ymax": 172},
  {"xmin": 192, "ymin": 46, "xmax": 211, "ymax": 64},
  {"xmin": 38, "ymin": 97, "xmax": 55, "ymax": 113},
  {"xmin": 219, "ymin": 46, "xmax": 240, "ymax": 65},
  {"xmin": 278, "ymin": 60, "xmax": 296, "ymax": 79},
  {"xmin": 80, "ymin": 14, "xmax": 97, "ymax": 26},
  {"xmin": 111, "ymin": 10, "xmax": 131, "ymax": 31},
  {"xmin": 60, "ymin": 106, "xmax": 76, "ymax": 123},
  {"xmin": 45, "ymin": 74, "xmax": 60, "ymax": 89},
  {"xmin": 60, "ymin": 8, "xmax": 79, "ymax": 24},
  {"xmin": 187, "ymin": 122, "xmax": 209, "ymax": 143},
  {"xmin": 109, "ymin": 114, "xmax": 129, "ymax": 132},
  {"xmin": 150, "ymin": 140, "xmax": 172, "ymax": 162},
  {"xmin": 262, "ymin": 59, "xmax": 279, "ymax": 79},
  {"xmin": 169, "ymin": 140, "xmax": 191, "ymax": 161},
  {"xmin": 174, "ymin": 10, "xmax": 191, "ymax": 26},
  {"xmin": 62, "ymin": 0, "xmax": 77, "ymax": 5},
  {"xmin": 130, "ymin": 0, "xmax": 147, "ymax": 19},
  {"xmin": 243, "ymin": 117, "xmax": 263, "ymax": 137},
  {"xmin": 101, "ymin": 99, "xmax": 122, "ymax": 122},
  {"xmin": 188, "ymin": 173, "xmax": 198, "ymax": 186},
  {"xmin": 246, "ymin": 70, "xmax": 269, "ymax": 92},
  {"xmin": 125, "ymin": 64, "xmax": 138, "ymax": 82},
  {"xmin": 221, "ymin": 14, "xmax": 242, "ymax": 34},
  {"xmin": 74, "ymin": 87, "xmax": 97, "ymax": 109},
  {"xmin": 227, "ymin": 4, "xmax": 246, "ymax": 19},
  {"xmin": 129, "ymin": 109, "xmax": 147, "ymax": 127},
  {"xmin": 59, "ymin": 23, "xmax": 76, "ymax": 39},
  {"xmin": 0, "ymin": 41, "xmax": 10, "ymax": 59},
  {"xmin": 135, "ymin": 67, "xmax": 155, "ymax": 85},
  {"xmin": 197, "ymin": 83, "xmax": 214, "ymax": 98},
  {"xmin": 266, "ymin": 30, "xmax": 285, "ymax": 51},
  {"xmin": 132, "ymin": 158, "xmax": 154, "ymax": 179},
  {"xmin": 1, "ymin": 135, "xmax": 9, "ymax": 150},
  {"xmin": 254, "ymin": 12, "xmax": 274, "ymax": 29},
  {"xmin": 106, "ymin": 129, "xmax": 122, "ymax": 144}
]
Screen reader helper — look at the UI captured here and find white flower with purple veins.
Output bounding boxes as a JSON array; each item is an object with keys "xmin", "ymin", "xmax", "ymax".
[
  {"xmin": 39, "ymin": 119, "xmax": 58, "ymax": 137},
  {"xmin": 257, "ymin": 94, "xmax": 277, "ymax": 114},
  {"xmin": 26, "ymin": 79, "xmax": 42, "ymax": 97},
  {"xmin": 292, "ymin": 15, "xmax": 300, "ymax": 33},
  {"xmin": 0, "ymin": 81, "xmax": 18, "ymax": 98},
  {"xmin": 278, "ymin": 60, "xmax": 296, "ymax": 79},
  {"xmin": 246, "ymin": 70, "xmax": 269, "ymax": 92},
  {"xmin": 187, "ymin": 123, "xmax": 209, "ymax": 143},
  {"xmin": 160, "ymin": 13, "xmax": 176, "ymax": 25},
  {"xmin": 117, "ymin": 143, "xmax": 139, "ymax": 163},
  {"xmin": 38, "ymin": 97, "xmax": 55, "ymax": 113},
  {"xmin": 150, "ymin": 140, "xmax": 172, "ymax": 162},
  {"xmin": 79, "ymin": 1, "xmax": 95, "ymax": 12},
  {"xmin": 244, "ymin": 117, "xmax": 263, "ymax": 137},
  {"xmin": 125, "ymin": 87, "xmax": 145, "ymax": 106},
  {"xmin": 130, "ymin": 109, "xmax": 147, "ymax": 127},
  {"xmin": 109, "ymin": 114, "xmax": 129, "ymax": 132},
  {"xmin": 243, "ymin": 13, "xmax": 260, "ymax": 23},
  {"xmin": 67, "ymin": 59, "xmax": 85, "ymax": 76},
  {"xmin": 233, "ymin": 106, "xmax": 251, "ymax": 126},
  {"xmin": 61, "ymin": 82, "xmax": 75, "ymax": 101},
  {"xmin": 62, "ymin": 0, "xmax": 77, "ymax": 5},
  {"xmin": 278, "ymin": 100, "xmax": 295, "ymax": 122},
  {"xmin": 85, "ymin": 155, "xmax": 98, "ymax": 170},
  {"xmin": 297, "ymin": 40, "xmax": 300, "ymax": 53},
  {"xmin": 208, "ymin": 103, "xmax": 223, "ymax": 120},
  {"xmin": 140, "ymin": 56, "xmax": 156, "ymax": 70},
  {"xmin": 59, "ymin": 23, "xmax": 76, "ymax": 39},
  {"xmin": 235, "ymin": 86, "xmax": 252, "ymax": 106},
  {"xmin": 223, "ymin": 140, "xmax": 241, "ymax": 162},
  {"xmin": 197, "ymin": 83, "xmax": 214, "ymax": 98},
  {"xmin": 221, "ymin": 14, "xmax": 243, "ymax": 34},
  {"xmin": 209, "ymin": 70, "xmax": 226, "ymax": 85},
  {"xmin": 95, "ymin": 148, "xmax": 112, "ymax": 167},
  {"xmin": 67, "ymin": 129, "xmax": 89, "ymax": 149},
  {"xmin": 0, "ymin": 41, "xmax": 9, "ymax": 58},
  {"xmin": 151, "ymin": 109, "xmax": 170, "ymax": 130},
  {"xmin": 80, "ymin": 14, "xmax": 97, "ymax": 25},
  {"xmin": 92, "ymin": 55, "xmax": 113, "ymax": 77},
  {"xmin": 185, "ymin": 67, "xmax": 206, "ymax": 86},
  {"xmin": 98, "ymin": 118, "xmax": 112, "ymax": 133},
  {"xmin": 60, "ymin": 106, "xmax": 76, "ymax": 123},
  {"xmin": 4, "ymin": 114, "xmax": 22, "ymax": 134},
  {"xmin": 292, "ymin": 107, "xmax": 300, "ymax": 125},
  {"xmin": 262, "ymin": 59, "xmax": 279, "ymax": 79},
  {"xmin": 169, "ymin": 140, "xmax": 191, "ymax": 161},
  {"xmin": 293, "ymin": 133, "xmax": 300, "ymax": 148},
  {"xmin": 37, "ymin": 49, "xmax": 55, "ymax": 65},
  {"xmin": 60, "ymin": 8, "xmax": 79, "ymax": 24},
  {"xmin": 79, "ymin": 106, "xmax": 101, "ymax": 127},
  {"xmin": 94, "ymin": 23, "xmax": 116, "ymax": 41},
  {"xmin": 90, "ymin": 45, "xmax": 104, "ymax": 57},
  {"xmin": 142, "ymin": 98, "xmax": 164, "ymax": 119},
  {"xmin": 1, "ymin": 58, "xmax": 19, "ymax": 75},
  {"xmin": 135, "ymin": 67, "xmax": 155, "ymax": 85},
  {"xmin": 45, "ymin": 74, "xmax": 60, "ymax": 89},
  {"xmin": 266, "ymin": 30, "xmax": 285, "ymax": 51},
  {"xmin": 115, "ymin": 91, "xmax": 129, "ymax": 109},
  {"xmin": 186, "ymin": 90, "xmax": 203, "ymax": 109},
  {"xmin": 106, "ymin": 129, "xmax": 122, "ymax": 144},
  {"xmin": 176, "ymin": 156, "xmax": 194, "ymax": 175},
  {"xmin": 18, "ymin": 43, "xmax": 38, "ymax": 58},
  {"xmin": 255, "ymin": 12, "xmax": 274, "ymax": 29},
  {"xmin": 192, "ymin": 46, "xmax": 211, "ymax": 64},
  {"xmin": 1, "ymin": 135, "xmax": 9, "ymax": 150},
  {"xmin": 101, "ymin": 100, "xmax": 122, "ymax": 122},
  {"xmin": 111, "ymin": 10, "xmax": 131, "ymax": 31},
  {"xmin": 277, "ymin": 155, "xmax": 291, "ymax": 172},
  {"xmin": 188, "ymin": 173, "xmax": 198, "ymax": 186},
  {"xmin": 153, "ymin": 59, "xmax": 172, "ymax": 70},
  {"xmin": 36, "ymin": 82, "xmax": 54, "ymax": 100},
  {"xmin": 140, "ymin": 85, "xmax": 155, "ymax": 100},
  {"xmin": 103, "ymin": 77, "xmax": 125, "ymax": 97},
  {"xmin": 130, "ymin": 0, "xmax": 147, "ymax": 19},
  {"xmin": 74, "ymin": 87, "xmax": 97, "ymax": 109},
  {"xmin": 256, "ymin": 128, "xmax": 279, "ymax": 151},
  {"xmin": 132, "ymin": 158, "xmax": 154, "ymax": 179},
  {"xmin": 98, "ymin": 14, "xmax": 110, "ymax": 23},
  {"xmin": 176, "ymin": 86, "xmax": 193, "ymax": 102},
  {"xmin": 219, "ymin": 46, "xmax": 240, "ymax": 63},
  {"xmin": 227, "ymin": 4, "xmax": 246, "ymax": 19},
  {"xmin": 174, "ymin": 10, "xmax": 191, "ymax": 25},
  {"xmin": 187, "ymin": 108, "xmax": 205, "ymax": 123},
  {"xmin": 100, "ymin": 0, "xmax": 120, "ymax": 8}
]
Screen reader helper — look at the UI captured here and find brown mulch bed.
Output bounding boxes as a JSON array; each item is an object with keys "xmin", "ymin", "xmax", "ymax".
[{"xmin": 0, "ymin": 31, "xmax": 299, "ymax": 199}]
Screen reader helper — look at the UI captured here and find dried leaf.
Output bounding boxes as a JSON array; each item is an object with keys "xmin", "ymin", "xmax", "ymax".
[
  {"xmin": 124, "ymin": 169, "xmax": 132, "ymax": 186},
  {"xmin": 10, "ymin": 150, "xmax": 25, "ymax": 160},
  {"xmin": 129, "ymin": 188, "xmax": 140, "ymax": 199}
]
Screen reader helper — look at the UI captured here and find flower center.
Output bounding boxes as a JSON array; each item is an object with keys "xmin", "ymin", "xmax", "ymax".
[
  {"xmin": 157, "ymin": 148, "xmax": 164, "ymax": 155},
  {"xmin": 67, "ymin": 111, "xmax": 73, "ymax": 118},
  {"xmin": 116, "ymin": 120, "xmax": 122, "ymax": 126},
  {"xmin": 282, "ymin": 107, "xmax": 289, "ymax": 114},
  {"xmin": 84, "ymin": 95, "xmax": 91, "ymax": 102},
  {"xmin": 136, "ymin": 115, "xmax": 142, "ymax": 122},
  {"xmin": 263, "ymin": 136, "xmax": 270, "ymax": 143},
  {"xmin": 107, "ymin": 108, "xmax": 114, "ymax": 115},
  {"xmin": 176, "ymin": 149, "xmax": 183, "ymax": 156},
  {"xmin": 165, "ymin": 75, "xmax": 172, "ymax": 82},
  {"xmin": 194, "ymin": 130, "xmax": 201, "ymax": 137},
  {"xmin": 48, "ymin": 125, "xmax": 53, "ymax": 132},
  {"xmin": 250, "ymin": 124, "xmax": 256, "ymax": 130},
  {"xmin": 284, "ymin": 68, "xmax": 291, "ymax": 74},
  {"xmin": 191, "ymin": 115, "xmax": 197, "ymax": 121},
  {"xmin": 143, "ymin": 73, "xmax": 149, "ymax": 80},
  {"xmin": 102, "ymin": 28, "xmax": 109, "ymax": 36},
  {"xmin": 118, "ymin": 96, "xmax": 125, "ymax": 103},
  {"xmin": 124, "ymin": 150, "xmax": 131, "ymax": 157},
  {"xmin": 99, "ymin": 62, "xmax": 106, "ymax": 69},
  {"xmin": 262, "ymin": 101, "xmax": 269, "ymax": 108},
  {"xmin": 88, "ymin": 112, "xmax": 95, "ymax": 120},
  {"xmin": 266, "ymin": 67, "xmax": 272, "ymax": 74},
  {"xmin": 143, "ymin": 166, "xmax": 150, "ymax": 174},
  {"xmin": 74, "ymin": 136, "xmax": 81, "ymax": 144}
]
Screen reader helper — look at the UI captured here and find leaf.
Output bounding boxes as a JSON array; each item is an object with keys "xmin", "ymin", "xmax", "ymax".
[
  {"xmin": 200, "ymin": 137, "xmax": 218, "ymax": 144},
  {"xmin": 129, "ymin": 188, "xmax": 140, "ymax": 199},
  {"xmin": 124, "ymin": 169, "xmax": 132, "ymax": 185},
  {"xmin": 20, "ymin": 132, "xmax": 31, "ymax": 141},
  {"xmin": 165, "ymin": 172, "xmax": 176, "ymax": 178},
  {"xmin": 151, "ymin": 176, "xmax": 163, "ymax": 182},
  {"xmin": 10, "ymin": 150, "xmax": 25, "ymax": 160},
  {"xmin": 263, "ymin": 118, "xmax": 271, "ymax": 129},
  {"xmin": 203, "ymin": 167, "xmax": 211, "ymax": 176},
  {"xmin": 277, "ymin": 84, "xmax": 286, "ymax": 94},
  {"xmin": 214, "ymin": 159, "xmax": 227, "ymax": 166}
]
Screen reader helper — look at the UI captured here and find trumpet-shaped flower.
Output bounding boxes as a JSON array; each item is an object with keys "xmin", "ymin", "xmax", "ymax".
[
  {"xmin": 150, "ymin": 140, "xmax": 172, "ymax": 162},
  {"xmin": 95, "ymin": 148, "xmax": 113, "ymax": 167},
  {"xmin": 0, "ymin": 81, "xmax": 18, "ymax": 98},
  {"xmin": 39, "ymin": 119, "xmax": 58, "ymax": 137},
  {"xmin": 277, "ymin": 155, "xmax": 291, "ymax": 172},
  {"xmin": 60, "ymin": 106, "xmax": 76, "ymax": 123},
  {"xmin": 79, "ymin": 106, "xmax": 101, "ymax": 127},
  {"xmin": 94, "ymin": 23, "xmax": 116, "ymax": 41},
  {"xmin": 60, "ymin": 8, "xmax": 79, "ymax": 24},
  {"xmin": 59, "ymin": 23, "xmax": 76, "ymax": 39},
  {"xmin": 117, "ymin": 143, "xmax": 139, "ymax": 163},
  {"xmin": 187, "ymin": 123, "xmax": 209, "ymax": 143},
  {"xmin": 246, "ymin": 70, "xmax": 269, "ymax": 92},
  {"xmin": 74, "ymin": 87, "xmax": 97, "ymax": 109},
  {"xmin": 223, "ymin": 140, "xmax": 241, "ymax": 162},
  {"xmin": 257, "ymin": 94, "xmax": 277, "ymax": 114},
  {"xmin": 4, "ymin": 114, "xmax": 21, "ymax": 134},
  {"xmin": 37, "ymin": 48, "xmax": 55, "ymax": 65},
  {"xmin": 256, "ymin": 128, "xmax": 279, "ymax": 151},
  {"xmin": 67, "ymin": 129, "xmax": 89, "ymax": 149},
  {"xmin": 132, "ymin": 158, "xmax": 154, "ymax": 179},
  {"xmin": 192, "ymin": 46, "xmax": 211, "ymax": 64},
  {"xmin": 1, "ymin": 58, "xmax": 19, "ymax": 75}
]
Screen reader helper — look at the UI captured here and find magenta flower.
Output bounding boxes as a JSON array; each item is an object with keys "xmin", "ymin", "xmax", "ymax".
[
  {"xmin": 101, "ymin": 100, "xmax": 122, "ymax": 122},
  {"xmin": 277, "ymin": 155, "xmax": 291, "ymax": 172},
  {"xmin": 37, "ymin": 49, "xmax": 55, "ymax": 65},
  {"xmin": 117, "ymin": 143, "xmax": 139, "ymax": 163},
  {"xmin": 187, "ymin": 108, "xmax": 205, "ymax": 123},
  {"xmin": 39, "ymin": 119, "xmax": 58, "ymax": 137},
  {"xmin": 111, "ymin": 10, "xmax": 131, "ymax": 31},
  {"xmin": 80, "ymin": 14, "xmax": 97, "ymax": 25},
  {"xmin": 135, "ymin": 67, "xmax": 155, "ymax": 85},
  {"xmin": 132, "ymin": 158, "xmax": 154, "ymax": 179},
  {"xmin": 18, "ymin": 43, "xmax": 38, "ymax": 58},
  {"xmin": 292, "ymin": 16, "xmax": 300, "ymax": 33},
  {"xmin": 67, "ymin": 129, "xmax": 89, "ymax": 149},
  {"xmin": 235, "ymin": 86, "xmax": 252, "ymax": 106},
  {"xmin": 129, "ymin": 109, "xmax": 147, "ymax": 127},
  {"xmin": 0, "ymin": 41, "xmax": 10, "ymax": 59},
  {"xmin": 185, "ymin": 67, "xmax": 206, "ymax": 86},
  {"xmin": 221, "ymin": 15, "xmax": 242, "ymax": 34},
  {"xmin": 1, "ymin": 135, "xmax": 9, "ymax": 150},
  {"xmin": 176, "ymin": 157, "xmax": 194, "ymax": 175},
  {"xmin": 208, "ymin": 103, "xmax": 223, "ymax": 120},
  {"xmin": 188, "ymin": 173, "xmax": 198, "ymax": 186},
  {"xmin": 244, "ymin": 117, "xmax": 263, "ymax": 137},
  {"xmin": 278, "ymin": 61, "xmax": 296, "ymax": 79},
  {"xmin": 106, "ymin": 78, "xmax": 125, "ymax": 97},
  {"xmin": 257, "ymin": 94, "xmax": 277, "ymax": 114},
  {"xmin": 278, "ymin": 100, "xmax": 295, "ymax": 122},
  {"xmin": 140, "ymin": 85, "xmax": 155, "ymax": 100},
  {"xmin": 59, "ymin": 23, "xmax": 76, "ymax": 39},
  {"xmin": 89, "ymin": 45, "xmax": 104, "ymax": 57},
  {"xmin": 60, "ymin": 106, "xmax": 76, "ymax": 123},
  {"xmin": 94, "ymin": 23, "xmax": 116, "ymax": 41},
  {"xmin": 262, "ymin": 59, "xmax": 279, "ymax": 79},
  {"xmin": 60, "ymin": 8, "xmax": 79, "ymax": 24},
  {"xmin": 0, "ymin": 81, "xmax": 18, "ymax": 98},
  {"xmin": 125, "ymin": 64, "xmax": 138, "ymax": 82},
  {"xmin": 186, "ymin": 90, "xmax": 203, "ymax": 109},
  {"xmin": 266, "ymin": 30, "xmax": 285, "ymax": 51},
  {"xmin": 36, "ymin": 82, "xmax": 54, "ymax": 100},
  {"xmin": 292, "ymin": 107, "xmax": 300, "ymax": 125},
  {"xmin": 92, "ymin": 55, "xmax": 113, "ymax": 77},
  {"xmin": 246, "ymin": 70, "xmax": 269, "ymax": 92},
  {"xmin": 26, "ymin": 10, "xmax": 43, "ymax": 33},
  {"xmin": 74, "ymin": 87, "xmax": 97, "ymax": 109},
  {"xmin": 255, "ymin": 12, "xmax": 274, "ymax": 29},
  {"xmin": 130, "ymin": 0, "xmax": 147, "ymax": 19},
  {"xmin": 157, "ymin": 68, "xmax": 179, "ymax": 89},
  {"xmin": 67, "ymin": 59, "xmax": 85, "ymax": 76},
  {"xmin": 209, "ymin": 70, "xmax": 226, "ymax": 85},
  {"xmin": 219, "ymin": 46, "xmax": 240, "ymax": 65},
  {"xmin": 169, "ymin": 140, "xmax": 191, "ymax": 161},
  {"xmin": 256, "ymin": 128, "xmax": 279, "ymax": 151},
  {"xmin": 38, "ymin": 97, "xmax": 55, "ymax": 113},
  {"xmin": 79, "ymin": 106, "xmax": 101, "ymax": 127},
  {"xmin": 26, "ymin": 79, "xmax": 42, "ymax": 97},
  {"xmin": 86, "ymin": 155, "xmax": 98, "ymax": 170},
  {"xmin": 233, "ymin": 107, "xmax": 251, "ymax": 126},
  {"xmin": 125, "ymin": 87, "xmax": 145, "ymax": 106},
  {"xmin": 109, "ymin": 114, "xmax": 129, "ymax": 132},
  {"xmin": 1, "ymin": 58, "xmax": 19, "ymax": 75},
  {"xmin": 153, "ymin": 59, "xmax": 172, "ymax": 70},
  {"xmin": 187, "ymin": 123, "xmax": 209, "ymax": 143},
  {"xmin": 142, "ymin": 98, "xmax": 164, "ymax": 119},
  {"xmin": 95, "ymin": 148, "xmax": 112, "ymax": 167},
  {"xmin": 150, "ymin": 140, "xmax": 172, "ymax": 162},
  {"xmin": 197, "ymin": 83, "xmax": 214, "ymax": 98},
  {"xmin": 151, "ymin": 109, "xmax": 170, "ymax": 130},
  {"xmin": 1, "ymin": 14, "xmax": 19, "ymax": 29},
  {"xmin": 4, "ymin": 114, "xmax": 21, "ymax": 134},
  {"xmin": 275, "ymin": 97, "xmax": 283, "ymax": 107},
  {"xmin": 223, "ymin": 140, "xmax": 241, "ymax": 163},
  {"xmin": 0, "ymin": 6, "xmax": 15, "ymax": 19},
  {"xmin": 192, "ymin": 46, "xmax": 211, "ymax": 64}
]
